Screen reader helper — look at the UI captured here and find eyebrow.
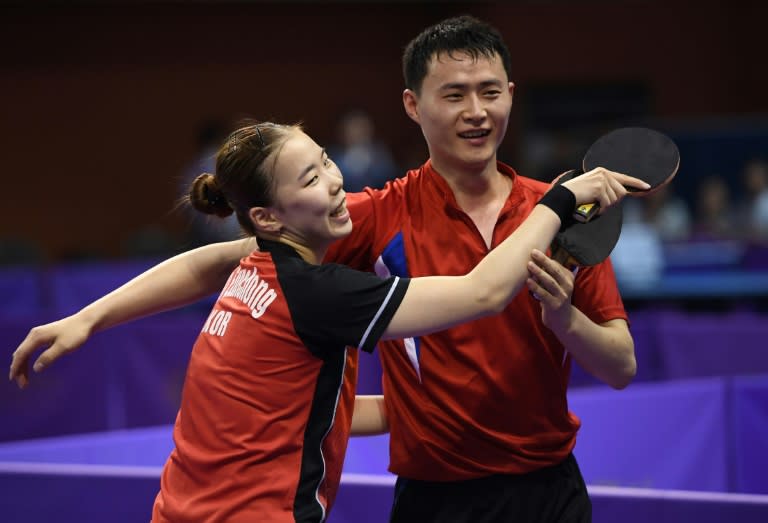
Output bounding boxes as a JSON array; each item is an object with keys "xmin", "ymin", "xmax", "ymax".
[
  {"xmin": 440, "ymin": 79, "xmax": 504, "ymax": 91},
  {"xmin": 298, "ymin": 148, "xmax": 327, "ymax": 181}
]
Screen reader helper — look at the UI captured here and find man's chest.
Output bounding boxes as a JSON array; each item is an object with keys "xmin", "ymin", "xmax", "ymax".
[{"xmin": 387, "ymin": 207, "xmax": 530, "ymax": 278}]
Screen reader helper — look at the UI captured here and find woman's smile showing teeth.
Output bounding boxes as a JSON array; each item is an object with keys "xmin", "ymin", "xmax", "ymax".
[{"xmin": 330, "ymin": 199, "xmax": 348, "ymax": 219}]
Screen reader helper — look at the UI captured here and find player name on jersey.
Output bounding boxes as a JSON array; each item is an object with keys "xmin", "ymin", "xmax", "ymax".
[{"xmin": 219, "ymin": 266, "xmax": 278, "ymax": 319}]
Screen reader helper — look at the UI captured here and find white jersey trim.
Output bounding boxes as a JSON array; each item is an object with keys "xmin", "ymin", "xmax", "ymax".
[{"xmin": 356, "ymin": 276, "xmax": 401, "ymax": 350}]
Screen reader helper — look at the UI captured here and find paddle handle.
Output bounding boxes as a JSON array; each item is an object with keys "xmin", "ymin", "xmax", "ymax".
[
  {"xmin": 574, "ymin": 202, "xmax": 600, "ymax": 223},
  {"xmin": 550, "ymin": 242, "xmax": 579, "ymax": 270}
]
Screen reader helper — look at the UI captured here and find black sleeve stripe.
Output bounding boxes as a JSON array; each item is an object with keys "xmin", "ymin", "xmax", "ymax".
[{"xmin": 356, "ymin": 276, "xmax": 401, "ymax": 350}]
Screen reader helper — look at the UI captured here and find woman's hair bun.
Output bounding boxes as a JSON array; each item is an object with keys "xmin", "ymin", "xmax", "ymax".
[{"xmin": 189, "ymin": 173, "xmax": 234, "ymax": 217}]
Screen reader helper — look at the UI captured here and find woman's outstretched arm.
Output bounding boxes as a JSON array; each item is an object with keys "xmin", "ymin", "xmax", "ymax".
[{"xmin": 9, "ymin": 238, "xmax": 255, "ymax": 388}]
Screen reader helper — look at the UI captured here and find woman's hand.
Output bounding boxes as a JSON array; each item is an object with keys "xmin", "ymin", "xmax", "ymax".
[
  {"xmin": 9, "ymin": 313, "xmax": 95, "ymax": 389},
  {"xmin": 561, "ymin": 167, "xmax": 649, "ymax": 213}
]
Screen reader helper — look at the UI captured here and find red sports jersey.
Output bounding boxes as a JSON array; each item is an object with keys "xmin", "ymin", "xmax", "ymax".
[
  {"xmin": 152, "ymin": 240, "xmax": 409, "ymax": 523},
  {"xmin": 325, "ymin": 160, "xmax": 628, "ymax": 481}
]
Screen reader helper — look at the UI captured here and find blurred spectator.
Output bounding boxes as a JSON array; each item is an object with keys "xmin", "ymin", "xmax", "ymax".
[
  {"xmin": 610, "ymin": 220, "xmax": 664, "ymax": 287},
  {"xmin": 611, "ymin": 200, "xmax": 665, "ymax": 287},
  {"xmin": 179, "ymin": 119, "xmax": 241, "ymax": 247},
  {"xmin": 692, "ymin": 175, "xmax": 734, "ymax": 240},
  {"xmin": 735, "ymin": 158, "xmax": 768, "ymax": 240},
  {"xmin": 524, "ymin": 130, "xmax": 583, "ymax": 183},
  {"xmin": 641, "ymin": 184, "xmax": 692, "ymax": 241},
  {"xmin": 327, "ymin": 109, "xmax": 398, "ymax": 192}
]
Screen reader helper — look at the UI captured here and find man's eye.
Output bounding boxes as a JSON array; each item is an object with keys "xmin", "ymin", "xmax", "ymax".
[{"xmin": 485, "ymin": 90, "xmax": 501, "ymax": 97}]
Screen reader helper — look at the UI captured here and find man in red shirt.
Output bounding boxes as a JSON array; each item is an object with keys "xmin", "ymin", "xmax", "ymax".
[
  {"xmin": 317, "ymin": 18, "xmax": 634, "ymax": 520},
  {"xmin": 12, "ymin": 15, "xmax": 635, "ymax": 523}
]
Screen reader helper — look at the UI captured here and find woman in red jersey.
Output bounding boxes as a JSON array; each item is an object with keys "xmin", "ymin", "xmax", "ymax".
[{"xmin": 11, "ymin": 121, "xmax": 646, "ymax": 522}]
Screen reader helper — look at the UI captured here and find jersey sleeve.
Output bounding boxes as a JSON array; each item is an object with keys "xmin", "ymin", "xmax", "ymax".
[
  {"xmin": 283, "ymin": 263, "xmax": 411, "ymax": 355},
  {"xmin": 571, "ymin": 257, "xmax": 629, "ymax": 324}
]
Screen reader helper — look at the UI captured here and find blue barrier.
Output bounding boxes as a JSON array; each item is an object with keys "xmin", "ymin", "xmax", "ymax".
[
  {"xmin": 0, "ymin": 425, "xmax": 767, "ymax": 523},
  {"xmin": 2, "ymin": 376, "xmax": 767, "ymax": 495}
]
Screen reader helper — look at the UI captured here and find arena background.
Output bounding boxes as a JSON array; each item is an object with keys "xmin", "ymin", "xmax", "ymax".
[
  {"xmin": 1, "ymin": 0, "xmax": 765, "ymax": 259},
  {"xmin": 1, "ymin": 1, "xmax": 767, "ymax": 522}
]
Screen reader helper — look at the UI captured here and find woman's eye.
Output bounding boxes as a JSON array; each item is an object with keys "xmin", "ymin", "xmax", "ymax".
[{"xmin": 304, "ymin": 175, "xmax": 319, "ymax": 187}]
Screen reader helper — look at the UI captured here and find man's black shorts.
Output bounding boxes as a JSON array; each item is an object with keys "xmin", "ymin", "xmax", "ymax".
[{"xmin": 389, "ymin": 453, "xmax": 591, "ymax": 523}]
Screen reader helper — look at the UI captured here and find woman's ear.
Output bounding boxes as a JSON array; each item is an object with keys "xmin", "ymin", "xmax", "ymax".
[{"xmin": 248, "ymin": 207, "xmax": 283, "ymax": 234}]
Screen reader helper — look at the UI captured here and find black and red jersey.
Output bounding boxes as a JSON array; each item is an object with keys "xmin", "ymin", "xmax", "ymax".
[{"xmin": 153, "ymin": 240, "xmax": 409, "ymax": 523}]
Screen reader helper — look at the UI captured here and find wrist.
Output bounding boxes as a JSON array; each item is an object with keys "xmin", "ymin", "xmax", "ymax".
[
  {"xmin": 537, "ymin": 185, "xmax": 576, "ymax": 231},
  {"xmin": 76, "ymin": 307, "xmax": 103, "ymax": 334},
  {"xmin": 544, "ymin": 305, "xmax": 576, "ymax": 338}
]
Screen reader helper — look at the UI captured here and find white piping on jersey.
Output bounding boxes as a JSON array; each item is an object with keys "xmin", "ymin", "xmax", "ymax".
[
  {"xmin": 373, "ymin": 255, "xmax": 422, "ymax": 381},
  {"xmin": 356, "ymin": 276, "xmax": 401, "ymax": 350},
  {"xmin": 313, "ymin": 347, "xmax": 347, "ymax": 522},
  {"xmin": 403, "ymin": 337, "xmax": 422, "ymax": 382},
  {"xmin": 373, "ymin": 255, "xmax": 392, "ymax": 279}
]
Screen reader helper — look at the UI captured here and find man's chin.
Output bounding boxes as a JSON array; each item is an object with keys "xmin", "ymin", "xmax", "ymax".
[{"xmin": 458, "ymin": 152, "xmax": 496, "ymax": 171}]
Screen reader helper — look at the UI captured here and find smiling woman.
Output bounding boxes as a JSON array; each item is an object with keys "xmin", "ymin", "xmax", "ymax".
[{"xmin": 189, "ymin": 123, "xmax": 352, "ymax": 264}]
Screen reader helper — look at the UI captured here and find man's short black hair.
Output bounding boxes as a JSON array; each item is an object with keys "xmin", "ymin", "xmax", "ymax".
[{"xmin": 402, "ymin": 15, "xmax": 512, "ymax": 94}]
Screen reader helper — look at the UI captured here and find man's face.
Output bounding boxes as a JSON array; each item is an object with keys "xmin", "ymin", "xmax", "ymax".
[{"xmin": 404, "ymin": 51, "xmax": 514, "ymax": 174}]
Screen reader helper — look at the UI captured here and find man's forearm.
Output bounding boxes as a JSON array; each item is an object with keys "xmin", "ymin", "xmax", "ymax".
[
  {"xmin": 351, "ymin": 395, "xmax": 388, "ymax": 435},
  {"xmin": 556, "ymin": 313, "xmax": 636, "ymax": 389}
]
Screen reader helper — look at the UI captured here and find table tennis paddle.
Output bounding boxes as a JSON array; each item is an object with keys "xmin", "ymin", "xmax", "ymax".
[
  {"xmin": 550, "ymin": 168, "xmax": 624, "ymax": 269},
  {"xmin": 573, "ymin": 127, "xmax": 680, "ymax": 223},
  {"xmin": 547, "ymin": 127, "xmax": 679, "ymax": 269}
]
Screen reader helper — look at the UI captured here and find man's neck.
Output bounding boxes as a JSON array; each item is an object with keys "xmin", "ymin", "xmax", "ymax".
[{"xmin": 433, "ymin": 157, "xmax": 512, "ymax": 211}]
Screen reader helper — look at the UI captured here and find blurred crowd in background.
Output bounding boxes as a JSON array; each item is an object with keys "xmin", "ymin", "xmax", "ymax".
[
  {"xmin": 4, "ymin": 107, "xmax": 765, "ymax": 298},
  {"xmin": 0, "ymin": 114, "xmax": 764, "ymax": 307},
  {"xmin": 517, "ymin": 120, "xmax": 768, "ymax": 292},
  {"xmin": 1, "ymin": 1, "xmax": 766, "ymax": 305},
  {"xmin": 176, "ymin": 109, "xmax": 401, "ymax": 250}
]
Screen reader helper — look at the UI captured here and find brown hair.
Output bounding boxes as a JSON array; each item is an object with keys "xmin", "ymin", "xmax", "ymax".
[{"xmin": 187, "ymin": 122, "xmax": 300, "ymax": 236}]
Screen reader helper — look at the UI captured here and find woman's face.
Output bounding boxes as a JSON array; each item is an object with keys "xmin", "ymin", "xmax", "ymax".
[{"xmin": 268, "ymin": 129, "xmax": 351, "ymax": 249}]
